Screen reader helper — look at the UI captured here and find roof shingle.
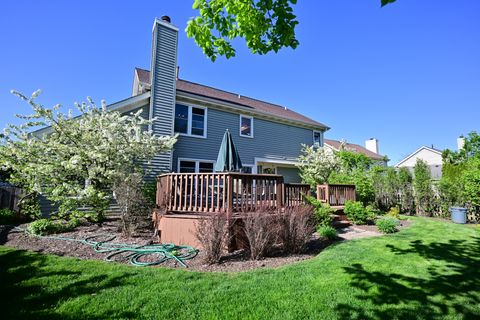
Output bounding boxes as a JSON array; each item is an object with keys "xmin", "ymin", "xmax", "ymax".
[
  {"xmin": 134, "ymin": 68, "xmax": 328, "ymax": 129},
  {"xmin": 324, "ymin": 139, "xmax": 385, "ymax": 161}
]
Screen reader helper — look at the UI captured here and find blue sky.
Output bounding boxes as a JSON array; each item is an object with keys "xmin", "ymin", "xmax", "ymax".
[{"xmin": 0, "ymin": 0, "xmax": 479, "ymax": 164}]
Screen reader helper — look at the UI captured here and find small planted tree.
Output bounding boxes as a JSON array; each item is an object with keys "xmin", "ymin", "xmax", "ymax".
[
  {"xmin": 413, "ymin": 159, "xmax": 434, "ymax": 216},
  {"xmin": 297, "ymin": 145, "xmax": 340, "ymax": 187},
  {"xmin": 0, "ymin": 90, "xmax": 176, "ymax": 222}
]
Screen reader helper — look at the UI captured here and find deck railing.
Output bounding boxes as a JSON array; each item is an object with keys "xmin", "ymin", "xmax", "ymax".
[
  {"xmin": 316, "ymin": 184, "xmax": 356, "ymax": 207},
  {"xmin": 156, "ymin": 173, "xmax": 311, "ymax": 214}
]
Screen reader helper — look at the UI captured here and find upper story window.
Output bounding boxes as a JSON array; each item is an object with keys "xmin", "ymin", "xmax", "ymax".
[
  {"xmin": 174, "ymin": 104, "xmax": 207, "ymax": 138},
  {"xmin": 313, "ymin": 131, "xmax": 322, "ymax": 147},
  {"xmin": 240, "ymin": 115, "xmax": 253, "ymax": 138}
]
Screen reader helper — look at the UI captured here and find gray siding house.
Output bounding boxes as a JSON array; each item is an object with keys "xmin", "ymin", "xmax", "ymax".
[{"xmin": 114, "ymin": 17, "xmax": 329, "ymax": 183}]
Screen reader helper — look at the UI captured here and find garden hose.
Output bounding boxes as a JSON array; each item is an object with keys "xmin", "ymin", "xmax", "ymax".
[{"xmin": 14, "ymin": 227, "xmax": 198, "ymax": 267}]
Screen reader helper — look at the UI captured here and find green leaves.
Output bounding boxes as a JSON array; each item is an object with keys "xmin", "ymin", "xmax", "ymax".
[
  {"xmin": 187, "ymin": 0, "xmax": 396, "ymax": 60},
  {"xmin": 381, "ymin": 0, "xmax": 397, "ymax": 7},
  {"xmin": 0, "ymin": 91, "xmax": 177, "ymax": 219},
  {"xmin": 186, "ymin": 0, "xmax": 299, "ymax": 61}
]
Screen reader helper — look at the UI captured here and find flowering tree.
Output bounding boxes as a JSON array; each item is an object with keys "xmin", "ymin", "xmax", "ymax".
[
  {"xmin": 0, "ymin": 90, "xmax": 176, "ymax": 220},
  {"xmin": 297, "ymin": 144, "xmax": 340, "ymax": 187}
]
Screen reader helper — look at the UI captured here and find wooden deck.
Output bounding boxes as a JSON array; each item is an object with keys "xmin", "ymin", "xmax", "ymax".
[{"xmin": 156, "ymin": 172, "xmax": 311, "ymax": 215}]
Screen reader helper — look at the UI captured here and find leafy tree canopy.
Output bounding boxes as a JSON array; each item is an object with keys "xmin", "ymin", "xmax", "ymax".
[
  {"xmin": 0, "ymin": 90, "xmax": 176, "ymax": 220},
  {"xmin": 443, "ymin": 131, "xmax": 480, "ymax": 165},
  {"xmin": 187, "ymin": 0, "xmax": 397, "ymax": 61}
]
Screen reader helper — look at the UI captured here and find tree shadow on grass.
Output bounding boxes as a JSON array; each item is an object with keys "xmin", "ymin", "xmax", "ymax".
[
  {"xmin": 0, "ymin": 249, "xmax": 137, "ymax": 319},
  {"xmin": 336, "ymin": 236, "xmax": 480, "ymax": 319}
]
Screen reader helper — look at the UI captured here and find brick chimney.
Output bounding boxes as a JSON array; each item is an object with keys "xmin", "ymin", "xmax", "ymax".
[
  {"xmin": 365, "ymin": 138, "xmax": 379, "ymax": 154},
  {"xmin": 147, "ymin": 16, "xmax": 179, "ymax": 176}
]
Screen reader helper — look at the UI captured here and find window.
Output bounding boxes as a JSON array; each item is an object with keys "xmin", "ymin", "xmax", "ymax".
[
  {"xmin": 241, "ymin": 165, "xmax": 253, "ymax": 174},
  {"xmin": 199, "ymin": 162, "xmax": 214, "ymax": 173},
  {"xmin": 174, "ymin": 104, "xmax": 188, "ymax": 134},
  {"xmin": 313, "ymin": 131, "xmax": 322, "ymax": 147},
  {"xmin": 178, "ymin": 159, "xmax": 214, "ymax": 173},
  {"xmin": 240, "ymin": 115, "xmax": 253, "ymax": 138},
  {"xmin": 174, "ymin": 104, "xmax": 207, "ymax": 137}
]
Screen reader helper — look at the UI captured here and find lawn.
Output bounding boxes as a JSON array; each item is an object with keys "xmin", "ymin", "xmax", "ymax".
[{"xmin": 0, "ymin": 217, "xmax": 479, "ymax": 320}]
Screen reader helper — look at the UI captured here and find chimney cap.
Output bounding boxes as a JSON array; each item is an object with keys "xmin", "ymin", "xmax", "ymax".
[{"xmin": 161, "ymin": 15, "xmax": 171, "ymax": 23}]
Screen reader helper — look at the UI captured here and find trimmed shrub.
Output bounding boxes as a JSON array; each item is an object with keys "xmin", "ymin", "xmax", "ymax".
[
  {"xmin": 376, "ymin": 217, "xmax": 400, "ymax": 234},
  {"xmin": 0, "ymin": 208, "xmax": 16, "ymax": 224},
  {"xmin": 278, "ymin": 206, "xmax": 316, "ymax": 254},
  {"xmin": 194, "ymin": 212, "xmax": 228, "ymax": 264},
  {"xmin": 317, "ymin": 225, "xmax": 337, "ymax": 240},
  {"xmin": 344, "ymin": 200, "xmax": 375, "ymax": 225}
]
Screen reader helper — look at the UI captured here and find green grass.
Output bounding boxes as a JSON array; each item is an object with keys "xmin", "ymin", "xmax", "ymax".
[{"xmin": 1, "ymin": 217, "xmax": 479, "ymax": 319}]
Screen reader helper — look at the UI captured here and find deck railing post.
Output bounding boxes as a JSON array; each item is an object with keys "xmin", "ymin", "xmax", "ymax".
[
  {"xmin": 226, "ymin": 173, "xmax": 233, "ymax": 216},
  {"xmin": 277, "ymin": 176, "xmax": 284, "ymax": 209}
]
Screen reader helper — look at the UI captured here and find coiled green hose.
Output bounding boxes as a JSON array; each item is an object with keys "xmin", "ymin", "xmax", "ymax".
[{"xmin": 15, "ymin": 227, "xmax": 198, "ymax": 268}]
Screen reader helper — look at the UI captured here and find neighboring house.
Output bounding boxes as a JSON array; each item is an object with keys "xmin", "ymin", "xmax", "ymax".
[
  {"xmin": 395, "ymin": 146, "xmax": 443, "ymax": 180},
  {"xmin": 324, "ymin": 138, "xmax": 388, "ymax": 166}
]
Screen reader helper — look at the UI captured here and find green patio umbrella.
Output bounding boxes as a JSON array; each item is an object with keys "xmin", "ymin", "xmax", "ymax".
[{"xmin": 214, "ymin": 129, "xmax": 243, "ymax": 172}]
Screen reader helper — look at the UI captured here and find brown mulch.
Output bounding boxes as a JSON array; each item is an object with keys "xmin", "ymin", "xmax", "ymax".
[
  {"xmin": 0, "ymin": 218, "xmax": 412, "ymax": 273},
  {"xmin": 354, "ymin": 218, "xmax": 411, "ymax": 233}
]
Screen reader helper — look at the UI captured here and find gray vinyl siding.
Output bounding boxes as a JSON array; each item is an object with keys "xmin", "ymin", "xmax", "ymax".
[
  {"xmin": 147, "ymin": 20, "xmax": 178, "ymax": 178},
  {"xmin": 277, "ymin": 167, "xmax": 302, "ymax": 183},
  {"xmin": 172, "ymin": 107, "xmax": 320, "ymax": 176}
]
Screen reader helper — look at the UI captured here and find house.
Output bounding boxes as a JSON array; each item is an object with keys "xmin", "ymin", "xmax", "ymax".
[
  {"xmin": 394, "ymin": 146, "xmax": 443, "ymax": 179},
  {"xmin": 324, "ymin": 138, "xmax": 388, "ymax": 166},
  {"xmin": 394, "ymin": 146, "xmax": 444, "ymax": 179},
  {"xmin": 109, "ymin": 17, "xmax": 329, "ymax": 183}
]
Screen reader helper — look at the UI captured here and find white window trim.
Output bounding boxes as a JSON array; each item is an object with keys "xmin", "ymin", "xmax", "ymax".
[
  {"xmin": 177, "ymin": 158, "xmax": 216, "ymax": 173},
  {"xmin": 313, "ymin": 130, "xmax": 322, "ymax": 147},
  {"xmin": 239, "ymin": 115, "xmax": 254, "ymax": 138},
  {"xmin": 175, "ymin": 104, "xmax": 208, "ymax": 139},
  {"xmin": 241, "ymin": 164, "xmax": 254, "ymax": 173}
]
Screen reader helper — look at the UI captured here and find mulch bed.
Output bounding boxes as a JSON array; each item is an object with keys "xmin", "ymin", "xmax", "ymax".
[
  {"xmin": 0, "ymin": 217, "xmax": 411, "ymax": 272},
  {"xmin": 354, "ymin": 218, "xmax": 412, "ymax": 233}
]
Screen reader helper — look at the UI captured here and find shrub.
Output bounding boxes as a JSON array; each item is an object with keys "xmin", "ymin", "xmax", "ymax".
[
  {"xmin": 376, "ymin": 217, "xmax": 400, "ymax": 234},
  {"xmin": 398, "ymin": 167, "xmax": 415, "ymax": 214},
  {"xmin": 243, "ymin": 211, "xmax": 277, "ymax": 260},
  {"xmin": 18, "ymin": 193, "xmax": 42, "ymax": 221},
  {"xmin": 26, "ymin": 218, "xmax": 76, "ymax": 236},
  {"xmin": 113, "ymin": 173, "xmax": 151, "ymax": 236},
  {"xmin": 344, "ymin": 200, "xmax": 374, "ymax": 225},
  {"xmin": 317, "ymin": 225, "xmax": 337, "ymax": 240},
  {"xmin": 194, "ymin": 212, "xmax": 228, "ymax": 264},
  {"xmin": 141, "ymin": 181, "xmax": 157, "ymax": 207},
  {"xmin": 413, "ymin": 159, "xmax": 435, "ymax": 216},
  {"xmin": 386, "ymin": 206, "xmax": 400, "ymax": 219},
  {"xmin": 278, "ymin": 206, "xmax": 316, "ymax": 254},
  {"xmin": 0, "ymin": 208, "xmax": 16, "ymax": 224},
  {"xmin": 305, "ymin": 195, "xmax": 333, "ymax": 227},
  {"xmin": 462, "ymin": 158, "xmax": 480, "ymax": 214}
]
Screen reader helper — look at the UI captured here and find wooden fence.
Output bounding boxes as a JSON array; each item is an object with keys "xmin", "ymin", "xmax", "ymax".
[{"xmin": 156, "ymin": 173, "xmax": 311, "ymax": 214}]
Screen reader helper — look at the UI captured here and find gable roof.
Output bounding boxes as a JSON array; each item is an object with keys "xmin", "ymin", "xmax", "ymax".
[
  {"xmin": 134, "ymin": 68, "xmax": 328, "ymax": 130},
  {"xmin": 394, "ymin": 146, "xmax": 443, "ymax": 167},
  {"xmin": 324, "ymin": 139, "xmax": 385, "ymax": 161}
]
